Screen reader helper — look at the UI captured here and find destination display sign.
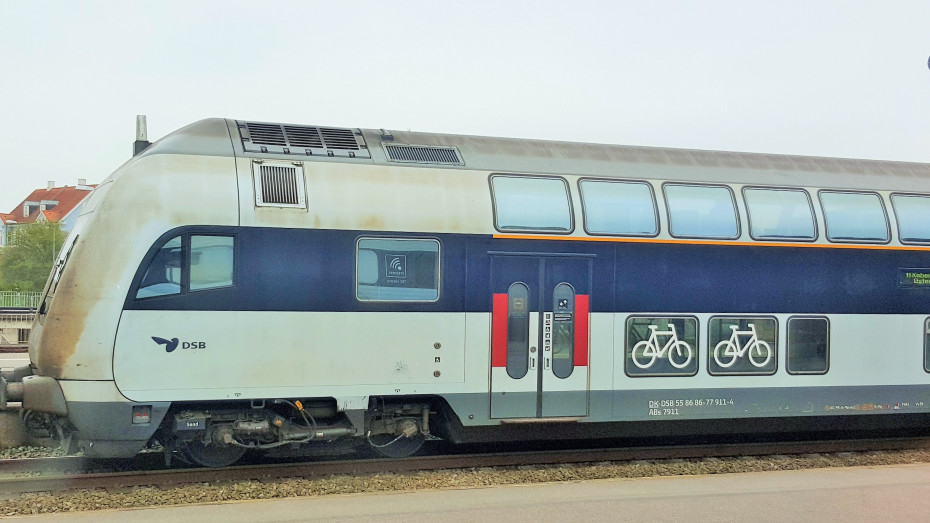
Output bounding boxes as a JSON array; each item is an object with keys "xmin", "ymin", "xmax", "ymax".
[{"xmin": 898, "ymin": 269, "xmax": 930, "ymax": 288}]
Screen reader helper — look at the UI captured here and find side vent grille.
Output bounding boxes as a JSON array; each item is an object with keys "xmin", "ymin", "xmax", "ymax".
[
  {"xmin": 253, "ymin": 162, "xmax": 307, "ymax": 209},
  {"xmin": 238, "ymin": 121, "xmax": 369, "ymax": 159},
  {"xmin": 384, "ymin": 144, "xmax": 464, "ymax": 165}
]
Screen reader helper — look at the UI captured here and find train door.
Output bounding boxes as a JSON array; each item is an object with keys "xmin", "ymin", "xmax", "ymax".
[{"xmin": 490, "ymin": 254, "xmax": 591, "ymax": 419}]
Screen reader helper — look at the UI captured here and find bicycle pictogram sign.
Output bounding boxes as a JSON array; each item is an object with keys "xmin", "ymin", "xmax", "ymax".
[{"xmin": 631, "ymin": 324, "xmax": 693, "ymax": 369}]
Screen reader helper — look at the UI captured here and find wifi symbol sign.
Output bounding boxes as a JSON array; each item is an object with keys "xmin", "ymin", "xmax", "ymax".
[{"xmin": 386, "ymin": 255, "xmax": 407, "ymax": 278}]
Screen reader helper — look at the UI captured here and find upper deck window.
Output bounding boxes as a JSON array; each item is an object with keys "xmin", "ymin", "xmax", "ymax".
[
  {"xmin": 819, "ymin": 191, "xmax": 889, "ymax": 243},
  {"xmin": 491, "ymin": 175, "xmax": 573, "ymax": 233},
  {"xmin": 743, "ymin": 188, "xmax": 816, "ymax": 241},
  {"xmin": 664, "ymin": 184, "xmax": 739, "ymax": 239},
  {"xmin": 579, "ymin": 180, "xmax": 658, "ymax": 236},
  {"xmin": 891, "ymin": 194, "xmax": 930, "ymax": 243}
]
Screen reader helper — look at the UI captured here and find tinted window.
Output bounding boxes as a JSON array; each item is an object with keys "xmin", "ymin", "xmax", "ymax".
[
  {"xmin": 787, "ymin": 317, "xmax": 829, "ymax": 374},
  {"xmin": 820, "ymin": 191, "xmax": 889, "ymax": 242},
  {"xmin": 626, "ymin": 317, "xmax": 698, "ymax": 377},
  {"xmin": 136, "ymin": 236, "xmax": 182, "ymax": 299},
  {"xmin": 507, "ymin": 282, "xmax": 530, "ymax": 379},
  {"xmin": 551, "ymin": 283, "xmax": 575, "ymax": 379},
  {"xmin": 708, "ymin": 317, "xmax": 777, "ymax": 375},
  {"xmin": 891, "ymin": 194, "xmax": 930, "ymax": 243},
  {"xmin": 665, "ymin": 184, "xmax": 738, "ymax": 239},
  {"xmin": 491, "ymin": 176, "xmax": 572, "ymax": 232},
  {"xmin": 744, "ymin": 188, "xmax": 816, "ymax": 240},
  {"xmin": 357, "ymin": 238, "xmax": 440, "ymax": 301},
  {"xmin": 580, "ymin": 180, "xmax": 657, "ymax": 236},
  {"xmin": 136, "ymin": 235, "xmax": 236, "ymax": 299}
]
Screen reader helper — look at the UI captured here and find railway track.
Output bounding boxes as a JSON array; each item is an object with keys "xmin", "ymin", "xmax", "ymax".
[{"xmin": 2, "ymin": 437, "xmax": 929, "ymax": 496}]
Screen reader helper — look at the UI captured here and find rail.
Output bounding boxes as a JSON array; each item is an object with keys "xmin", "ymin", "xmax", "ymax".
[
  {"xmin": 1, "ymin": 437, "xmax": 929, "ymax": 496},
  {"xmin": 0, "ymin": 292, "xmax": 41, "ymax": 309}
]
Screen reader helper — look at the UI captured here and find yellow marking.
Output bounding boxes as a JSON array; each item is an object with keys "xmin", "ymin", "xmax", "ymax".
[{"xmin": 493, "ymin": 234, "xmax": 930, "ymax": 251}]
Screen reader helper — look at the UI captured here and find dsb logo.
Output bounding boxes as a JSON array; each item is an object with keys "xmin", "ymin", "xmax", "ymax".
[{"xmin": 152, "ymin": 337, "xmax": 207, "ymax": 353}]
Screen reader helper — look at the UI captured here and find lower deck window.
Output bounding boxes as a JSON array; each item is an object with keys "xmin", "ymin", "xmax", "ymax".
[
  {"xmin": 356, "ymin": 238, "xmax": 440, "ymax": 302},
  {"xmin": 787, "ymin": 317, "xmax": 829, "ymax": 374},
  {"xmin": 708, "ymin": 317, "xmax": 777, "ymax": 375},
  {"xmin": 626, "ymin": 317, "xmax": 698, "ymax": 376}
]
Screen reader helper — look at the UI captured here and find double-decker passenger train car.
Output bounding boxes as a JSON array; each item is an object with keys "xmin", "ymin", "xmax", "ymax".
[{"xmin": 3, "ymin": 118, "xmax": 930, "ymax": 466}]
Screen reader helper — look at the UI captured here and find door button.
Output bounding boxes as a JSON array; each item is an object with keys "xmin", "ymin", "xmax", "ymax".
[{"xmin": 530, "ymin": 346, "xmax": 537, "ymax": 353}]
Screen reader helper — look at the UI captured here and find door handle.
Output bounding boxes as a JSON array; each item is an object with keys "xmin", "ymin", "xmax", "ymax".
[
  {"xmin": 530, "ymin": 357, "xmax": 536, "ymax": 370},
  {"xmin": 544, "ymin": 356, "xmax": 551, "ymax": 370}
]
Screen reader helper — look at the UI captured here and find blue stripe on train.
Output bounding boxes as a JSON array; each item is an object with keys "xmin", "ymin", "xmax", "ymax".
[{"xmin": 124, "ymin": 227, "xmax": 930, "ymax": 315}]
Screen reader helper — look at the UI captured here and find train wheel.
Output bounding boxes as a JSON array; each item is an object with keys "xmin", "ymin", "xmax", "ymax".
[
  {"xmin": 181, "ymin": 440, "xmax": 247, "ymax": 468},
  {"xmin": 368, "ymin": 432, "xmax": 426, "ymax": 458}
]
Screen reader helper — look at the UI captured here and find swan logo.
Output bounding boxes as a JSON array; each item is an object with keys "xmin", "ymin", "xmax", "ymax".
[
  {"xmin": 385, "ymin": 254, "xmax": 407, "ymax": 278},
  {"xmin": 152, "ymin": 337, "xmax": 206, "ymax": 352},
  {"xmin": 152, "ymin": 337, "xmax": 179, "ymax": 353}
]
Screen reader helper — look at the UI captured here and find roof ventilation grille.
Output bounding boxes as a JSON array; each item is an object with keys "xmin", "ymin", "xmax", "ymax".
[
  {"xmin": 244, "ymin": 123, "xmax": 286, "ymax": 146},
  {"xmin": 319, "ymin": 127, "xmax": 360, "ymax": 150},
  {"xmin": 283, "ymin": 125, "xmax": 323, "ymax": 149},
  {"xmin": 238, "ymin": 121, "xmax": 369, "ymax": 159},
  {"xmin": 384, "ymin": 144, "xmax": 464, "ymax": 165},
  {"xmin": 253, "ymin": 163, "xmax": 307, "ymax": 208}
]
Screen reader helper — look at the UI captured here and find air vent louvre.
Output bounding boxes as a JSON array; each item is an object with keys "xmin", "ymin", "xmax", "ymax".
[
  {"xmin": 253, "ymin": 163, "xmax": 307, "ymax": 208},
  {"xmin": 245, "ymin": 123, "xmax": 286, "ymax": 146},
  {"xmin": 384, "ymin": 144, "xmax": 463, "ymax": 165},
  {"xmin": 260, "ymin": 165, "xmax": 299, "ymax": 205},
  {"xmin": 238, "ymin": 121, "xmax": 369, "ymax": 158},
  {"xmin": 319, "ymin": 128, "xmax": 360, "ymax": 150},
  {"xmin": 283, "ymin": 126, "xmax": 323, "ymax": 149}
]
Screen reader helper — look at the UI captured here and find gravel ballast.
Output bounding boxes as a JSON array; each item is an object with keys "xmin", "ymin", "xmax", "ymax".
[{"xmin": 2, "ymin": 448, "xmax": 930, "ymax": 516}]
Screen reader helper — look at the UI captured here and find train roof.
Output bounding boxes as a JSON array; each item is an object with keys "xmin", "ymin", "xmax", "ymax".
[{"xmin": 138, "ymin": 118, "xmax": 930, "ymax": 191}]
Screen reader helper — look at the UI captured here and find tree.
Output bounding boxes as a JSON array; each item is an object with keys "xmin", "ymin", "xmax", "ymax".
[{"xmin": 0, "ymin": 222, "xmax": 67, "ymax": 292}]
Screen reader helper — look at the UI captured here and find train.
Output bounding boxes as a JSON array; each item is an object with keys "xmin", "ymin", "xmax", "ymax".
[{"xmin": 3, "ymin": 118, "xmax": 930, "ymax": 467}]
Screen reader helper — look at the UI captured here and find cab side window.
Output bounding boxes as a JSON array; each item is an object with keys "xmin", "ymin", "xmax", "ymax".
[
  {"xmin": 136, "ymin": 234, "xmax": 235, "ymax": 299},
  {"xmin": 137, "ymin": 236, "xmax": 183, "ymax": 299}
]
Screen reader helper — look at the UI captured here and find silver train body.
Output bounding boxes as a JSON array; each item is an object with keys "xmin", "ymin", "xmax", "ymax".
[{"xmin": 3, "ymin": 118, "xmax": 930, "ymax": 465}]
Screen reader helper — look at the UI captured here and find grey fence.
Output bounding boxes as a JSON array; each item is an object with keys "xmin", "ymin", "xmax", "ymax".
[{"xmin": 0, "ymin": 292, "xmax": 42, "ymax": 309}]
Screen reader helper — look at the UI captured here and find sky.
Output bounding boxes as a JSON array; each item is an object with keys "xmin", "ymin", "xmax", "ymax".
[{"xmin": 1, "ymin": 0, "xmax": 929, "ymax": 213}]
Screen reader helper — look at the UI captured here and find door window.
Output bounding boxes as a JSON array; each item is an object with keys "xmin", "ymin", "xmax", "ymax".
[
  {"xmin": 506, "ymin": 282, "xmax": 530, "ymax": 379},
  {"xmin": 550, "ymin": 283, "xmax": 575, "ymax": 379}
]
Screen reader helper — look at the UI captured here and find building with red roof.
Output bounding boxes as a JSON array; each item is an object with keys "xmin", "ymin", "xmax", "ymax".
[{"xmin": 0, "ymin": 180, "xmax": 96, "ymax": 247}]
